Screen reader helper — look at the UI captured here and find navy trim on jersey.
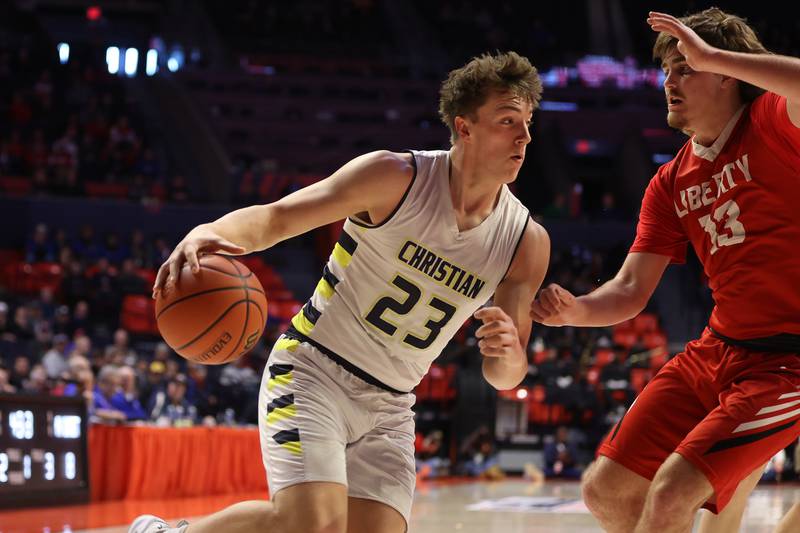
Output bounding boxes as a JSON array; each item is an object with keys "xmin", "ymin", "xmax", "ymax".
[{"xmin": 500, "ymin": 215, "xmax": 531, "ymax": 282}]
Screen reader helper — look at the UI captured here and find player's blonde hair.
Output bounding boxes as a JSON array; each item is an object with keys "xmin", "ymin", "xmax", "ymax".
[
  {"xmin": 439, "ymin": 51, "xmax": 542, "ymax": 144},
  {"xmin": 652, "ymin": 7, "xmax": 770, "ymax": 103}
]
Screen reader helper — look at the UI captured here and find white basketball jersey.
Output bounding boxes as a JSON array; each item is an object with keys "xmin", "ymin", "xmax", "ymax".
[{"xmin": 287, "ymin": 149, "xmax": 530, "ymax": 392}]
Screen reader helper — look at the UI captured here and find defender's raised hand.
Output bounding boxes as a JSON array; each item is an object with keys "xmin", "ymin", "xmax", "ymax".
[{"xmin": 648, "ymin": 11, "xmax": 718, "ymax": 72}]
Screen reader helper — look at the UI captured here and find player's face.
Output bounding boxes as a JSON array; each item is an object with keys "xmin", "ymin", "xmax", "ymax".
[
  {"xmin": 466, "ymin": 91, "xmax": 533, "ymax": 182},
  {"xmin": 662, "ymin": 49, "xmax": 725, "ymax": 136}
]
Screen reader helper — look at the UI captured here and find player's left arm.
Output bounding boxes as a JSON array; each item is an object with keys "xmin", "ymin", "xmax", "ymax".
[
  {"xmin": 475, "ymin": 220, "xmax": 550, "ymax": 390},
  {"xmin": 648, "ymin": 11, "xmax": 800, "ymax": 127}
]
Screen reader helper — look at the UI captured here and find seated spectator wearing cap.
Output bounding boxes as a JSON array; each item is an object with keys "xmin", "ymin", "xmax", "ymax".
[
  {"xmin": 92, "ymin": 366, "xmax": 127, "ymax": 424},
  {"xmin": 148, "ymin": 374, "xmax": 197, "ymax": 427},
  {"xmin": 111, "ymin": 365, "xmax": 147, "ymax": 421},
  {"xmin": 139, "ymin": 359, "xmax": 166, "ymax": 407}
]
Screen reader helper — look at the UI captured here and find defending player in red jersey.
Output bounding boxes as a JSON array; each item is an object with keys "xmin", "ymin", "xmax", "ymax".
[{"xmin": 531, "ymin": 8, "xmax": 800, "ymax": 533}]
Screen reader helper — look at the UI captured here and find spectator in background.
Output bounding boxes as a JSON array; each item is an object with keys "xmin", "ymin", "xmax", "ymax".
[
  {"xmin": 0, "ymin": 364, "xmax": 17, "ymax": 394},
  {"xmin": 458, "ymin": 425, "xmax": 504, "ymax": 480},
  {"xmin": 9, "ymin": 356, "xmax": 31, "ymax": 390},
  {"xmin": 0, "ymin": 301, "xmax": 13, "ymax": 340},
  {"xmin": 61, "ymin": 260, "xmax": 90, "ymax": 306},
  {"xmin": 112, "ymin": 365, "xmax": 147, "ymax": 421},
  {"xmin": 149, "ymin": 374, "xmax": 197, "ymax": 426},
  {"xmin": 10, "ymin": 305, "xmax": 35, "ymax": 341},
  {"xmin": 186, "ymin": 362, "xmax": 219, "ymax": 421},
  {"xmin": 102, "ymin": 232, "xmax": 129, "ymax": 265},
  {"xmin": 25, "ymin": 223, "xmax": 56, "ymax": 263},
  {"xmin": 42, "ymin": 333, "xmax": 69, "ymax": 379},
  {"xmin": 544, "ymin": 426, "xmax": 583, "ymax": 479},
  {"xmin": 129, "ymin": 229, "xmax": 152, "ymax": 268},
  {"xmin": 72, "ymin": 224, "xmax": 99, "ymax": 261},
  {"xmin": 69, "ymin": 300, "xmax": 92, "ymax": 337},
  {"xmin": 52, "ymin": 304, "xmax": 72, "ymax": 335},
  {"xmin": 139, "ymin": 359, "xmax": 166, "ymax": 408},
  {"xmin": 117, "ymin": 258, "xmax": 147, "ymax": 295},
  {"xmin": 22, "ymin": 364, "xmax": 49, "ymax": 394},
  {"xmin": 104, "ymin": 328, "xmax": 138, "ymax": 367},
  {"xmin": 92, "ymin": 366, "xmax": 126, "ymax": 424},
  {"xmin": 68, "ymin": 334, "xmax": 92, "ymax": 361},
  {"xmin": 168, "ymin": 174, "xmax": 190, "ymax": 203},
  {"xmin": 415, "ymin": 429, "xmax": 450, "ymax": 480}
]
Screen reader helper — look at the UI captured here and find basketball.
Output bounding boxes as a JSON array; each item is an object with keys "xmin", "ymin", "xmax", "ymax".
[{"xmin": 155, "ymin": 254, "xmax": 268, "ymax": 364}]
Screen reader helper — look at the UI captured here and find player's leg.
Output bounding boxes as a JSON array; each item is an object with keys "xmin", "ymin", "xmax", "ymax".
[
  {"xmin": 131, "ymin": 339, "xmax": 355, "ymax": 533},
  {"xmin": 187, "ymin": 482, "xmax": 347, "ymax": 533},
  {"xmin": 776, "ymin": 502, "xmax": 800, "ymax": 533},
  {"xmin": 347, "ymin": 498, "xmax": 406, "ymax": 533},
  {"xmin": 696, "ymin": 463, "xmax": 765, "ymax": 533},
  {"xmin": 345, "ymin": 381, "xmax": 416, "ymax": 533},
  {"xmin": 634, "ymin": 349, "xmax": 800, "ymax": 533},
  {"xmin": 583, "ymin": 353, "xmax": 710, "ymax": 532},
  {"xmin": 581, "ymin": 456, "xmax": 650, "ymax": 532},
  {"xmin": 635, "ymin": 452, "xmax": 713, "ymax": 533}
]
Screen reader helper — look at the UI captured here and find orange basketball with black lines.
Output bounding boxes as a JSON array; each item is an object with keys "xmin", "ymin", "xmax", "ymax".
[{"xmin": 155, "ymin": 254, "xmax": 268, "ymax": 364}]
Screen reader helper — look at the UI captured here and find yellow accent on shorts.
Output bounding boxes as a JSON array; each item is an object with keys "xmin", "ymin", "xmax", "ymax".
[
  {"xmin": 291, "ymin": 311, "xmax": 315, "ymax": 336},
  {"xmin": 281, "ymin": 441, "xmax": 303, "ymax": 456},
  {"xmin": 274, "ymin": 337, "xmax": 300, "ymax": 352},
  {"xmin": 332, "ymin": 243, "xmax": 352, "ymax": 268},
  {"xmin": 315, "ymin": 278, "xmax": 335, "ymax": 299},
  {"xmin": 267, "ymin": 404, "xmax": 297, "ymax": 425},
  {"xmin": 268, "ymin": 373, "xmax": 293, "ymax": 391}
]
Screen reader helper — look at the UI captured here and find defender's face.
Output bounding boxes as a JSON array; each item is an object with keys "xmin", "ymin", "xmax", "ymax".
[
  {"xmin": 462, "ymin": 90, "xmax": 533, "ymax": 182},
  {"xmin": 662, "ymin": 49, "xmax": 725, "ymax": 136}
]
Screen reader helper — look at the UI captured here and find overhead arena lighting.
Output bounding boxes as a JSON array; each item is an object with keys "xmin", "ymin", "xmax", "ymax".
[
  {"xmin": 146, "ymin": 49, "xmax": 158, "ymax": 76},
  {"xmin": 106, "ymin": 46, "xmax": 120, "ymax": 74},
  {"xmin": 57, "ymin": 43, "xmax": 69, "ymax": 64},
  {"xmin": 124, "ymin": 48, "xmax": 138, "ymax": 77}
]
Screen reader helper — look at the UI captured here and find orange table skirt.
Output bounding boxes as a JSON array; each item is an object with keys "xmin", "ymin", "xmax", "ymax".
[{"xmin": 89, "ymin": 425, "xmax": 268, "ymax": 501}]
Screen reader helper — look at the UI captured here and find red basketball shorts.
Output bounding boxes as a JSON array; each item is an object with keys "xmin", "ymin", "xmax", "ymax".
[{"xmin": 597, "ymin": 328, "xmax": 800, "ymax": 512}]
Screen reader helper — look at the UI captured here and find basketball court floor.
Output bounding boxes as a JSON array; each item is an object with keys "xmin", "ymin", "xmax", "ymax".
[{"xmin": 1, "ymin": 480, "xmax": 798, "ymax": 532}]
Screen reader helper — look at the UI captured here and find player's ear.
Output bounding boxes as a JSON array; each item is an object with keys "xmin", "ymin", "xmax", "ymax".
[{"xmin": 454, "ymin": 116, "xmax": 471, "ymax": 142}]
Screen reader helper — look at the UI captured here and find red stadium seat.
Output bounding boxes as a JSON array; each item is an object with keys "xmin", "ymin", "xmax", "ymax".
[
  {"xmin": 121, "ymin": 295, "xmax": 159, "ymax": 335},
  {"xmin": 633, "ymin": 312, "xmax": 659, "ymax": 333},
  {"xmin": 630, "ymin": 368, "xmax": 651, "ymax": 394},
  {"xmin": 613, "ymin": 329, "xmax": 639, "ymax": 348},
  {"xmin": 594, "ymin": 348, "xmax": 616, "ymax": 367},
  {"xmin": 84, "ymin": 181, "xmax": 130, "ymax": 199},
  {"xmin": 0, "ymin": 176, "xmax": 32, "ymax": 196}
]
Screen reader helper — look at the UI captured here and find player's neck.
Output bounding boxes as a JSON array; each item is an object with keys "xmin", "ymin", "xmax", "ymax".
[
  {"xmin": 691, "ymin": 100, "xmax": 744, "ymax": 146},
  {"xmin": 448, "ymin": 146, "xmax": 502, "ymax": 228}
]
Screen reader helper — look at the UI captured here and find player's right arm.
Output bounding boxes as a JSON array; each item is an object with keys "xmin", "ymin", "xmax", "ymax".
[
  {"xmin": 153, "ymin": 150, "xmax": 414, "ymax": 295},
  {"xmin": 530, "ymin": 251, "xmax": 670, "ymax": 327}
]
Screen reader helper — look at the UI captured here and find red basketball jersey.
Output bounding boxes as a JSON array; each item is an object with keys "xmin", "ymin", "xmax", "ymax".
[{"xmin": 631, "ymin": 92, "xmax": 800, "ymax": 339}]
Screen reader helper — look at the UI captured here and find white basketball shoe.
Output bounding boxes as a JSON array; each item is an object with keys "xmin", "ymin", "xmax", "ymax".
[{"xmin": 128, "ymin": 514, "xmax": 189, "ymax": 533}]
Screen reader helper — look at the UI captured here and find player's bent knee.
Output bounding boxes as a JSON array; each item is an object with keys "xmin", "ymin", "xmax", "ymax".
[{"xmin": 647, "ymin": 478, "xmax": 694, "ymax": 516}]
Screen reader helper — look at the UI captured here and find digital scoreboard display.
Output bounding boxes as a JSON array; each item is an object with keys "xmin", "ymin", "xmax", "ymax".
[{"xmin": 0, "ymin": 394, "xmax": 89, "ymax": 507}]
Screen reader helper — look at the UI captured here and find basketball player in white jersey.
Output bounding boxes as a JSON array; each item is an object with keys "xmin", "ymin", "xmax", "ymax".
[{"xmin": 130, "ymin": 51, "xmax": 550, "ymax": 533}]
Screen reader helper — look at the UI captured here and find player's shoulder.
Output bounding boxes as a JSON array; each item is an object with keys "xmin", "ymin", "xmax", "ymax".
[
  {"xmin": 650, "ymin": 141, "xmax": 693, "ymax": 186},
  {"xmin": 358, "ymin": 150, "xmax": 414, "ymax": 176}
]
